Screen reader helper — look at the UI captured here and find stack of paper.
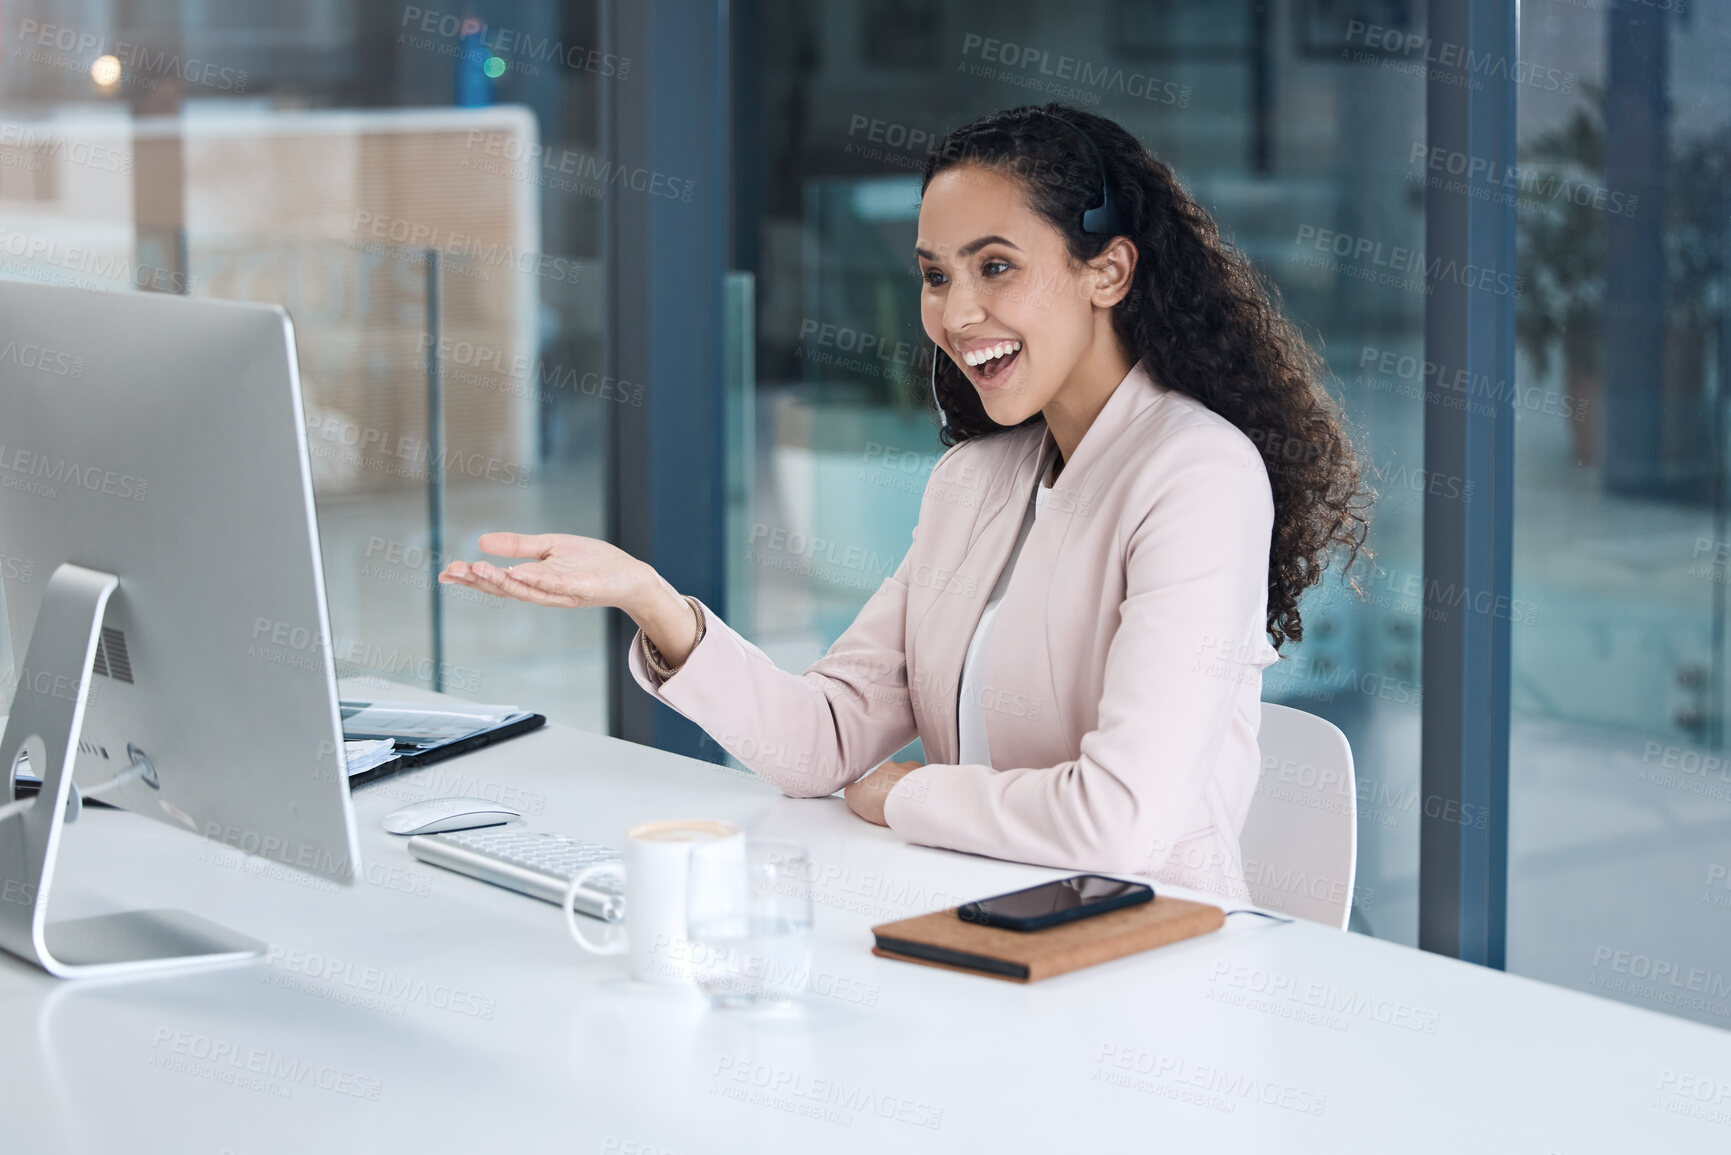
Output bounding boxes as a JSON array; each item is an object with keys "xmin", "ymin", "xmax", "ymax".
[
  {"xmin": 343, "ymin": 739, "xmax": 398, "ymax": 776},
  {"xmin": 339, "ymin": 700, "xmax": 526, "ymax": 748}
]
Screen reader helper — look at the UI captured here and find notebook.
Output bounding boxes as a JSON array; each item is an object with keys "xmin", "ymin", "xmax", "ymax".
[
  {"xmin": 872, "ymin": 894, "xmax": 1225, "ymax": 983},
  {"xmin": 338, "ymin": 699, "xmax": 546, "ymax": 785}
]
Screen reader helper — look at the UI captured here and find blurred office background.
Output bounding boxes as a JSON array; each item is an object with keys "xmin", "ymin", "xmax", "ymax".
[{"xmin": 1, "ymin": 1, "xmax": 1728, "ymax": 1030}]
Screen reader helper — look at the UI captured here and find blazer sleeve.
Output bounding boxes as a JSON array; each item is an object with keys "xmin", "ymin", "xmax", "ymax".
[
  {"xmin": 881, "ymin": 422, "xmax": 1278, "ymax": 877},
  {"xmin": 624, "ymin": 536, "xmax": 924, "ymax": 800}
]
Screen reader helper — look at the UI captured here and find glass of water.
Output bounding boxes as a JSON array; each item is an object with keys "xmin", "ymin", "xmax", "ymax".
[{"xmin": 685, "ymin": 837, "xmax": 813, "ymax": 1008}]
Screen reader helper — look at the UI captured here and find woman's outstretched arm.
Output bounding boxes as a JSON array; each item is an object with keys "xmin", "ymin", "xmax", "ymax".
[
  {"xmin": 440, "ymin": 529, "xmax": 921, "ymax": 797},
  {"xmin": 440, "ymin": 531, "xmax": 700, "ymax": 664}
]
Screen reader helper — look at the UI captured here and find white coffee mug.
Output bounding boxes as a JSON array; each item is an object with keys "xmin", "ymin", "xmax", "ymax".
[{"xmin": 564, "ymin": 819, "xmax": 744, "ymax": 985}]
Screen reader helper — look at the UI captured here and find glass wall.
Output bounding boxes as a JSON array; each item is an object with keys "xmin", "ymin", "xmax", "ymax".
[
  {"xmin": 736, "ymin": 0, "xmax": 1428, "ymax": 943},
  {"xmin": 0, "ymin": 1, "xmax": 621, "ymax": 732},
  {"xmin": 1507, "ymin": 0, "xmax": 1731, "ymax": 1031}
]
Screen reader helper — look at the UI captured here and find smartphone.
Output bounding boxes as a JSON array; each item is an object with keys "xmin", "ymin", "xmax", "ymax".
[{"xmin": 956, "ymin": 874, "xmax": 1153, "ymax": 932}]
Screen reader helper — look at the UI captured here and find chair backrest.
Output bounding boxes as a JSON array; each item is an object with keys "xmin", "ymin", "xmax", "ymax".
[{"xmin": 1238, "ymin": 702, "xmax": 1358, "ymax": 929}]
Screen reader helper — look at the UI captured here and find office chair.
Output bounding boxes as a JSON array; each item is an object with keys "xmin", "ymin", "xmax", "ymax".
[{"xmin": 1239, "ymin": 702, "xmax": 1359, "ymax": 929}]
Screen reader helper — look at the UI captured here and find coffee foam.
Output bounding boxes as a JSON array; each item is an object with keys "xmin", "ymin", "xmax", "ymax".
[{"xmin": 630, "ymin": 819, "xmax": 740, "ymax": 843}]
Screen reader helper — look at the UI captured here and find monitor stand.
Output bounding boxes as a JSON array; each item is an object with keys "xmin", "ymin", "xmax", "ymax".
[{"xmin": 0, "ymin": 563, "xmax": 265, "ymax": 979}]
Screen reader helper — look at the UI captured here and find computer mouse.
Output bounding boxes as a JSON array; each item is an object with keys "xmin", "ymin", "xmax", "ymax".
[{"xmin": 383, "ymin": 796, "xmax": 521, "ymax": 836}]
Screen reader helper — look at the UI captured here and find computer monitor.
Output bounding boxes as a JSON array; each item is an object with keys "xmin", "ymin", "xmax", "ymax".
[{"xmin": 0, "ymin": 280, "xmax": 359, "ymax": 979}]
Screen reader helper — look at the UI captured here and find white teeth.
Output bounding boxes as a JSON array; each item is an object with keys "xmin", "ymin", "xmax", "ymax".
[{"xmin": 961, "ymin": 340, "xmax": 1021, "ymax": 367}]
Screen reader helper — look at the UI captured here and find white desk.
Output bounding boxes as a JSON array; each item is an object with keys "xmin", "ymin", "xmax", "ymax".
[{"xmin": 2, "ymin": 693, "xmax": 1728, "ymax": 1154}]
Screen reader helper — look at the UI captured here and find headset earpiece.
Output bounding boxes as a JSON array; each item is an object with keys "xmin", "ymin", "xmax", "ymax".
[{"xmin": 1044, "ymin": 112, "xmax": 1124, "ymax": 238}]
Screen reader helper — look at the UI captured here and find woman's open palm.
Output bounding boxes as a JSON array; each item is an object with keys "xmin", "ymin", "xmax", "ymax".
[{"xmin": 438, "ymin": 531, "xmax": 649, "ymax": 610}]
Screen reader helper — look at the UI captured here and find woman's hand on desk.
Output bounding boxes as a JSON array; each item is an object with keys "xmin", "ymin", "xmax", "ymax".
[
  {"xmin": 440, "ymin": 532, "xmax": 701, "ymax": 667},
  {"xmin": 844, "ymin": 760, "xmax": 924, "ymax": 827}
]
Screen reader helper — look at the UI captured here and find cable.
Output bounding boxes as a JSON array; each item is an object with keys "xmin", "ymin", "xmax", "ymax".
[
  {"xmin": 1225, "ymin": 908, "xmax": 1295, "ymax": 925},
  {"xmin": 78, "ymin": 759, "xmax": 152, "ymax": 802},
  {"xmin": 1, "ymin": 752, "xmax": 153, "ymax": 827}
]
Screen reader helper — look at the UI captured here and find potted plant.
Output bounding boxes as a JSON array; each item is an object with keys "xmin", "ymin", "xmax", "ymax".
[{"xmin": 1518, "ymin": 88, "xmax": 1730, "ymax": 490}]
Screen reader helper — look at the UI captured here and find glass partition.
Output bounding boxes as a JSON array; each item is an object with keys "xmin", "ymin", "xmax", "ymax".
[
  {"xmin": 0, "ymin": 4, "xmax": 620, "ymax": 733},
  {"xmin": 1506, "ymin": 0, "xmax": 1731, "ymax": 1030}
]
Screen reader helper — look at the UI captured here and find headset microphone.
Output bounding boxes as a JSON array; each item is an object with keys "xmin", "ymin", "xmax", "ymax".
[{"xmin": 930, "ymin": 344, "xmax": 948, "ymax": 430}]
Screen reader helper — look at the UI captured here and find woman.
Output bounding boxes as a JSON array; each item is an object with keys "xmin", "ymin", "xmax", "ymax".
[{"xmin": 440, "ymin": 104, "xmax": 1369, "ymax": 900}]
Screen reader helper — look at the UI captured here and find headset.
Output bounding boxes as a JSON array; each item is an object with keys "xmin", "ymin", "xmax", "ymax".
[
  {"xmin": 930, "ymin": 111, "xmax": 1124, "ymax": 428},
  {"xmin": 1048, "ymin": 111, "xmax": 1126, "ymax": 239}
]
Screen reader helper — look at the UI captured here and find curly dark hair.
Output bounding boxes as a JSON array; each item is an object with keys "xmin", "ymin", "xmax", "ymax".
[{"xmin": 921, "ymin": 104, "xmax": 1371, "ymax": 650}]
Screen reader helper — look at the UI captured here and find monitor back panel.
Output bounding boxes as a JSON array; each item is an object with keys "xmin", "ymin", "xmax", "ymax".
[{"xmin": 0, "ymin": 280, "xmax": 358, "ymax": 882}]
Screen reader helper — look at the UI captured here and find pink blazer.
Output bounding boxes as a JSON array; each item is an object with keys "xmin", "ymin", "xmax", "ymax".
[{"xmin": 628, "ymin": 362, "xmax": 1280, "ymax": 900}]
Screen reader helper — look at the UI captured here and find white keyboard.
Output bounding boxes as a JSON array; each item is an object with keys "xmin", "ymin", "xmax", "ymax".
[{"xmin": 407, "ymin": 826, "xmax": 625, "ymax": 921}]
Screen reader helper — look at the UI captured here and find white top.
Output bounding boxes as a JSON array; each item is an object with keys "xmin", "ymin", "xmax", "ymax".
[{"xmin": 957, "ymin": 457, "xmax": 1054, "ymax": 767}]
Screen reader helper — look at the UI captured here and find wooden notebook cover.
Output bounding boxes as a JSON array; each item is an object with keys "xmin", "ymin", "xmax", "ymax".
[{"xmin": 871, "ymin": 895, "xmax": 1224, "ymax": 984}]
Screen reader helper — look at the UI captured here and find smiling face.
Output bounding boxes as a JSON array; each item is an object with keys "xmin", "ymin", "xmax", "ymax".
[{"xmin": 916, "ymin": 164, "xmax": 1136, "ymax": 431}]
